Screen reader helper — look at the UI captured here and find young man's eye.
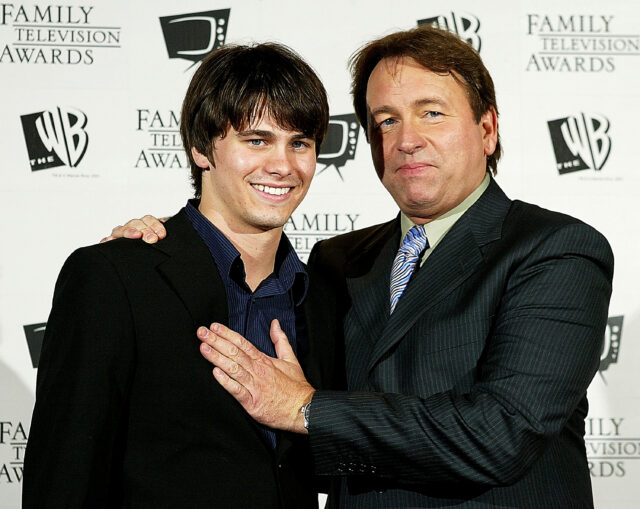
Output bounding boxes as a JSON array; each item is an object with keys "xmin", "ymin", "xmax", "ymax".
[
  {"xmin": 292, "ymin": 140, "xmax": 310, "ymax": 149},
  {"xmin": 248, "ymin": 139, "xmax": 264, "ymax": 146}
]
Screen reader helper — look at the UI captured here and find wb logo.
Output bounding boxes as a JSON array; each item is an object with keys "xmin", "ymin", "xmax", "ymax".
[
  {"xmin": 548, "ymin": 113, "xmax": 611, "ymax": 175},
  {"xmin": 23, "ymin": 322, "xmax": 46, "ymax": 368},
  {"xmin": 598, "ymin": 315, "xmax": 623, "ymax": 384},
  {"xmin": 21, "ymin": 107, "xmax": 89, "ymax": 171},
  {"xmin": 160, "ymin": 9, "xmax": 230, "ymax": 68},
  {"xmin": 418, "ymin": 12, "xmax": 481, "ymax": 52},
  {"xmin": 317, "ymin": 114, "xmax": 361, "ymax": 180}
]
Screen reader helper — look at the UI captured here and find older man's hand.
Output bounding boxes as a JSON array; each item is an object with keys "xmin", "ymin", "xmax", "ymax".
[
  {"xmin": 197, "ymin": 320, "xmax": 315, "ymax": 434},
  {"xmin": 100, "ymin": 215, "xmax": 167, "ymax": 243}
]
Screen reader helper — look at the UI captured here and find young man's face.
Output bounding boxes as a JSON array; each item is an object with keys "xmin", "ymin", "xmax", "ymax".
[
  {"xmin": 194, "ymin": 114, "xmax": 317, "ymax": 234},
  {"xmin": 366, "ymin": 57, "xmax": 497, "ymax": 224}
]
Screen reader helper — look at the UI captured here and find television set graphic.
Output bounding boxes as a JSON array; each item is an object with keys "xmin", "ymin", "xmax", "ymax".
[
  {"xmin": 159, "ymin": 9, "xmax": 230, "ymax": 69},
  {"xmin": 317, "ymin": 114, "xmax": 361, "ymax": 179}
]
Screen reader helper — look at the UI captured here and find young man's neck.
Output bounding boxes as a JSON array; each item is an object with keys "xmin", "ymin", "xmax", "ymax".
[{"xmin": 198, "ymin": 204, "xmax": 282, "ymax": 292}]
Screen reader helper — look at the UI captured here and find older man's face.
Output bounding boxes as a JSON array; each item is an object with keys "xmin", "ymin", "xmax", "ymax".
[{"xmin": 366, "ymin": 57, "xmax": 497, "ymax": 223}]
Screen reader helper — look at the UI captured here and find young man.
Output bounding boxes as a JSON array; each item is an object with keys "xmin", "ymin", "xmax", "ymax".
[{"xmin": 23, "ymin": 43, "xmax": 331, "ymax": 509}]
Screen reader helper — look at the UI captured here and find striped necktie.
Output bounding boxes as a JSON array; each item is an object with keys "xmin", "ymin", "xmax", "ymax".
[{"xmin": 389, "ymin": 225, "xmax": 428, "ymax": 313}]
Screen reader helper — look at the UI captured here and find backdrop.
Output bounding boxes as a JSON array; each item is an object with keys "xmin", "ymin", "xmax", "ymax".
[{"xmin": 1, "ymin": 0, "xmax": 638, "ymax": 507}]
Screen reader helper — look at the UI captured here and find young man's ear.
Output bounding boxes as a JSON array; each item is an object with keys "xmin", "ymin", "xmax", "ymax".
[{"xmin": 191, "ymin": 147, "xmax": 212, "ymax": 169}]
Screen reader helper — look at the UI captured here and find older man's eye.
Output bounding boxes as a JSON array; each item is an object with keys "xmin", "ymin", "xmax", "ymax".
[{"xmin": 376, "ymin": 118, "xmax": 396, "ymax": 129}]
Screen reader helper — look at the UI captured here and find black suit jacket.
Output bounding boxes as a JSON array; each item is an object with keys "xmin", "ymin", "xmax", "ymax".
[
  {"xmin": 23, "ymin": 209, "xmax": 327, "ymax": 509},
  {"xmin": 306, "ymin": 178, "xmax": 614, "ymax": 508}
]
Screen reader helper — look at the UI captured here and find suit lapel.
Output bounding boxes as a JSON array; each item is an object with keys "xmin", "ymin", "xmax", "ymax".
[
  {"xmin": 345, "ymin": 220, "xmax": 399, "ymax": 349},
  {"xmin": 154, "ymin": 210, "xmax": 291, "ymax": 452},
  {"xmin": 153, "ymin": 209, "xmax": 228, "ymax": 331},
  {"xmin": 368, "ymin": 222, "xmax": 484, "ymax": 371},
  {"xmin": 151, "ymin": 210, "xmax": 302, "ymax": 458},
  {"xmin": 366, "ymin": 178, "xmax": 512, "ymax": 372}
]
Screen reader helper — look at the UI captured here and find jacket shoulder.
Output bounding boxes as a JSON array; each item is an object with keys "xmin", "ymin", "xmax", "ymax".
[
  {"xmin": 312, "ymin": 220, "xmax": 395, "ymax": 258},
  {"xmin": 504, "ymin": 200, "xmax": 613, "ymax": 273},
  {"xmin": 68, "ymin": 209, "xmax": 195, "ymax": 266},
  {"xmin": 508, "ymin": 200, "xmax": 609, "ymax": 243}
]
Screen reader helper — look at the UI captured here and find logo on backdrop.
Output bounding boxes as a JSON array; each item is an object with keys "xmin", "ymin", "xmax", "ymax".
[
  {"xmin": 317, "ymin": 114, "xmax": 361, "ymax": 179},
  {"xmin": 0, "ymin": 421, "xmax": 28, "ymax": 484},
  {"xmin": 0, "ymin": 4, "xmax": 121, "ymax": 65},
  {"xmin": 23, "ymin": 322, "xmax": 46, "ymax": 368},
  {"xmin": 284, "ymin": 212, "xmax": 360, "ymax": 261},
  {"xmin": 21, "ymin": 106, "xmax": 89, "ymax": 171},
  {"xmin": 418, "ymin": 12, "xmax": 481, "ymax": 52},
  {"xmin": 525, "ymin": 14, "xmax": 640, "ymax": 72},
  {"xmin": 598, "ymin": 315, "xmax": 623, "ymax": 383},
  {"xmin": 547, "ymin": 112, "xmax": 611, "ymax": 175},
  {"xmin": 134, "ymin": 108, "xmax": 188, "ymax": 169},
  {"xmin": 586, "ymin": 417, "xmax": 639, "ymax": 478},
  {"xmin": 159, "ymin": 9, "xmax": 230, "ymax": 69}
]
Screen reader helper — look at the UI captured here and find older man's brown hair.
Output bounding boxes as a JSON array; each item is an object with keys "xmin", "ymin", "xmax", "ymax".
[{"xmin": 350, "ymin": 25, "xmax": 501, "ymax": 174}]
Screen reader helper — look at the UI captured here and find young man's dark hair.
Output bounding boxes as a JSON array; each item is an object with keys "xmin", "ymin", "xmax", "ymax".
[
  {"xmin": 349, "ymin": 25, "xmax": 501, "ymax": 174},
  {"xmin": 181, "ymin": 42, "xmax": 330, "ymax": 197}
]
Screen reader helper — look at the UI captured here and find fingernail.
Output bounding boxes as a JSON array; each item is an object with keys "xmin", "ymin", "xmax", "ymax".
[
  {"xmin": 212, "ymin": 323, "xmax": 220, "ymax": 332},
  {"xmin": 202, "ymin": 344, "xmax": 211, "ymax": 352},
  {"xmin": 198, "ymin": 327, "xmax": 209, "ymax": 337}
]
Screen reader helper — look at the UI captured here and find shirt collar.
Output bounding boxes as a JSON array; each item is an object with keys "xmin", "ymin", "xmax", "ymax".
[
  {"xmin": 185, "ymin": 199, "xmax": 308, "ymax": 304},
  {"xmin": 400, "ymin": 172, "xmax": 490, "ymax": 251}
]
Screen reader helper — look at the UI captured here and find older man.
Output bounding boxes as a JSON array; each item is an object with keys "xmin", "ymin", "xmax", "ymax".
[{"xmin": 198, "ymin": 26, "xmax": 613, "ymax": 508}]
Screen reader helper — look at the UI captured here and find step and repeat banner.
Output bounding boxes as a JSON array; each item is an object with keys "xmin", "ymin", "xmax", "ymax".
[{"xmin": 1, "ymin": 0, "xmax": 638, "ymax": 507}]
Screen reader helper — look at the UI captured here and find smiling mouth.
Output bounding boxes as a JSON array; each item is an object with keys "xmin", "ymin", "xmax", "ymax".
[{"xmin": 251, "ymin": 184, "xmax": 293, "ymax": 196}]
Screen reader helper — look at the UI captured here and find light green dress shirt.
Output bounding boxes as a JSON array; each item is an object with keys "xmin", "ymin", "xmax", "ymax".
[{"xmin": 399, "ymin": 173, "xmax": 490, "ymax": 266}]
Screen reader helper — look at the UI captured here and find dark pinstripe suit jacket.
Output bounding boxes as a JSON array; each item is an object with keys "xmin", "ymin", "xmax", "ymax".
[{"xmin": 305, "ymin": 178, "xmax": 614, "ymax": 508}]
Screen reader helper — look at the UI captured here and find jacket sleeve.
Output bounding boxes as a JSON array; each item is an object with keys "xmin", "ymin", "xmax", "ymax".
[
  {"xmin": 22, "ymin": 247, "xmax": 135, "ymax": 508},
  {"xmin": 308, "ymin": 222, "xmax": 613, "ymax": 487}
]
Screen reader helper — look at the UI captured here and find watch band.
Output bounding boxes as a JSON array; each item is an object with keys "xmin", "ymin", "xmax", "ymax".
[{"xmin": 300, "ymin": 401, "xmax": 311, "ymax": 430}]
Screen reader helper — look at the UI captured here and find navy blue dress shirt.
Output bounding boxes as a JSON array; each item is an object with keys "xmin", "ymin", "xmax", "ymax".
[{"xmin": 185, "ymin": 200, "xmax": 308, "ymax": 448}]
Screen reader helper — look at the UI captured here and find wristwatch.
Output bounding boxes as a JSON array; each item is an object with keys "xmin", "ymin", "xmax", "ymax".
[{"xmin": 300, "ymin": 401, "xmax": 311, "ymax": 430}]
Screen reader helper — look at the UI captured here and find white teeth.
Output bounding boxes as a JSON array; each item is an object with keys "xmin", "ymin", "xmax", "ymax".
[{"xmin": 252, "ymin": 184, "xmax": 291, "ymax": 196}]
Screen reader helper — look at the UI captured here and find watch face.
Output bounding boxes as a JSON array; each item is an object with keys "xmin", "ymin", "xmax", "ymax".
[{"xmin": 302, "ymin": 402, "xmax": 311, "ymax": 429}]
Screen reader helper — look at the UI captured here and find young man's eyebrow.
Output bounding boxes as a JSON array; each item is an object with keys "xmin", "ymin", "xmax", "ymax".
[
  {"xmin": 236, "ymin": 129, "xmax": 275, "ymax": 138},
  {"xmin": 290, "ymin": 133, "xmax": 313, "ymax": 140},
  {"xmin": 236, "ymin": 129, "xmax": 312, "ymax": 141}
]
